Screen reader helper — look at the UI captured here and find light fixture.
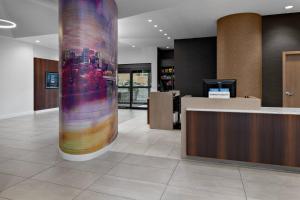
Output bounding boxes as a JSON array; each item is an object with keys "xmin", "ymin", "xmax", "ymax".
[
  {"xmin": 148, "ymin": 19, "xmax": 152, "ymax": 23},
  {"xmin": 0, "ymin": 19, "xmax": 17, "ymax": 29},
  {"xmin": 285, "ymin": 5, "xmax": 294, "ymax": 10},
  {"xmin": 154, "ymin": 25, "xmax": 158, "ymax": 28},
  {"xmin": 166, "ymin": 46, "xmax": 170, "ymax": 49},
  {"xmin": 131, "ymin": 45, "xmax": 136, "ymax": 48},
  {"xmin": 35, "ymin": 40, "xmax": 41, "ymax": 43},
  {"xmin": 167, "ymin": 37, "xmax": 171, "ymax": 40},
  {"xmin": 159, "ymin": 29, "xmax": 163, "ymax": 32},
  {"xmin": 164, "ymin": 33, "xmax": 168, "ymax": 36}
]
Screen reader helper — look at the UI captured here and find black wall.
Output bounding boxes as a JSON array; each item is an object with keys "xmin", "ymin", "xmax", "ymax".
[
  {"xmin": 262, "ymin": 13, "xmax": 300, "ymax": 107},
  {"xmin": 158, "ymin": 49, "xmax": 174, "ymax": 67},
  {"xmin": 174, "ymin": 37, "xmax": 217, "ymax": 96}
]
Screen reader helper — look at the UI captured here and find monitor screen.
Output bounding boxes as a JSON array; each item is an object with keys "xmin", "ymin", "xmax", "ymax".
[
  {"xmin": 45, "ymin": 72, "xmax": 59, "ymax": 89},
  {"xmin": 203, "ymin": 79, "xmax": 236, "ymax": 97}
]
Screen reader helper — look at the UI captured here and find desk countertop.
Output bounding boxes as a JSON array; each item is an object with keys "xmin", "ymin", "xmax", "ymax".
[{"xmin": 186, "ymin": 107, "xmax": 300, "ymax": 115}]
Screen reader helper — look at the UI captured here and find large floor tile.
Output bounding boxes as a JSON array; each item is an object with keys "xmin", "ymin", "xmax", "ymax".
[
  {"xmin": 0, "ymin": 174, "xmax": 24, "ymax": 192},
  {"xmin": 135, "ymin": 133, "xmax": 161, "ymax": 145},
  {"xmin": 74, "ymin": 190, "xmax": 131, "ymax": 200},
  {"xmin": 32, "ymin": 166, "xmax": 101, "ymax": 189},
  {"xmin": 0, "ymin": 160, "xmax": 50, "ymax": 178},
  {"xmin": 167, "ymin": 144, "xmax": 181, "ymax": 159},
  {"xmin": 108, "ymin": 163, "xmax": 173, "ymax": 184},
  {"xmin": 169, "ymin": 169, "xmax": 245, "ymax": 198},
  {"xmin": 0, "ymin": 179, "xmax": 81, "ymax": 200},
  {"xmin": 88, "ymin": 175, "xmax": 165, "ymax": 200},
  {"xmin": 244, "ymin": 179, "xmax": 300, "ymax": 200},
  {"xmin": 17, "ymin": 151, "xmax": 60, "ymax": 165},
  {"xmin": 177, "ymin": 160, "xmax": 241, "ymax": 179},
  {"xmin": 38, "ymin": 144, "xmax": 59, "ymax": 154},
  {"xmin": 119, "ymin": 143, "xmax": 150, "ymax": 154},
  {"xmin": 240, "ymin": 167, "xmax": 300, "ymax": 186},
  {"xmin": 0, "ymin": 157, "xmax": 8, "ymax": 164},
  {"xmin": 121, "ymin": 154, "xmax": 178, "ymax": 170},
  {"xmin": 110, "ymin": 141, "xmax": 131, "ymax": 152},
  {"xmin": 162, "ymin": 186, "xmax": 246, "ymax": 200},
  {"xmin": 0, "ymin": 146, "xmax": 32, "ymax": 160},
  {"xmin": 144, "ymin": 143, "xmax": 174, "ymax": 157},
  {"xmin": 56, "ymin": 159, "xmax": 115, "ymax": 175},
  {"xmin": 96, "ymin": 151, "xmax": 128, "ymax": 163}
]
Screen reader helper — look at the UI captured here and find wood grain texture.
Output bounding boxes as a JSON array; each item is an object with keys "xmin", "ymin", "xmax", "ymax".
[
  {"xmin": 186, "ymin": 111, "xmax": 300, "ymax": 167},
  {"xmin": 34, "ymin": 58, "xmax": 59, "ymax": 111},
  {"xmin": 180, "ymin": 96, "xmax": 261, "ymax": 157},
  {"xmin": 283, "ymin": 52, "xmax": 300, "ymax": 107},
  {"xmin": 149, "ymin": 92, "xmax": 173, "ymax": 130},
  {"xmin": 217, "ymin": 13, "xmax": 262, "ymax": 98}
]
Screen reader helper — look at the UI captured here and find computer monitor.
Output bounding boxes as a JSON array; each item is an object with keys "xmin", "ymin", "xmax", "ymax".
[{"xmin": 203, "ymin": 79, "xmax": 237, "ymax": 97}]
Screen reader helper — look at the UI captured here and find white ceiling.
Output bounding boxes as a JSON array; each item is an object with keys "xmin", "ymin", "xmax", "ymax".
[{"xmin": 1, "ymin": 0, "xmax": 300, "ymax": 50}]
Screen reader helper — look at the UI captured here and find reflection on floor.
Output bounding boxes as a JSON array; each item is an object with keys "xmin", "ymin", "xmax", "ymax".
[{"xmin": 0, "ymin": 109, "xmax": 299, "ymax": 200}]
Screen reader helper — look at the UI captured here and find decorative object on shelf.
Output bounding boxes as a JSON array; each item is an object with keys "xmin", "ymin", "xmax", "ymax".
[{"xmin": 159, "ymin": 66, "xmax": 175, "ymax": 91}]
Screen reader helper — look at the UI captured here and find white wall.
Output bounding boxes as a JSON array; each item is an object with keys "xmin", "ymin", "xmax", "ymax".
[
  {"xmin": 0, "ymin": 36, "xmax": 34, "ymax": 119},
  {"xmin": 118, "ymin": 46, "xmax": 157, "ymax": 91},
  {"xmin": 33, "ymin": 45, "xmax": 59, "ymax": 60},
  {"xmin": 0, "ymin": 36, "xmax": 59, "ymax": 119}
]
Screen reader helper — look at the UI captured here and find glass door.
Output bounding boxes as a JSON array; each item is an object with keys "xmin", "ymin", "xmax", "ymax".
[
  {"xmin": 117, "ymin": 66, "xmax": 151, "ymax": 109},
  {"xmin": 117, "ymin": 73, "xmax": 131, "ymax": 108},
  {"xmin": 132, "ymin": 71, "xmax": 151, "ymax": 109}
]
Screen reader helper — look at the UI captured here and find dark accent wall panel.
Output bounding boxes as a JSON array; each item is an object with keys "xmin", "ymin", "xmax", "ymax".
[
  {"xmin": 34, "ymin": 58, "xmax": 59, "ymax": 111},
  {"xmin": 174, "ymin": 37, "xmax": 217, "ymax": 97},
  {"xmin": 262, "ymin": 13, "xmax": 300, "ymax": 107},
  {"xmin": 158, "ymin": 49, "xmax": 175, "ymax": 67}
]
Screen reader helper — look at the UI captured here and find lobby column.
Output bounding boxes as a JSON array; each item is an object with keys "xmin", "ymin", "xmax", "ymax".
[
  {"xmin": 217, "ymin": 13, "xmax": 262, "ymax": 98},
  {"xmin": 59, "ymin": 0, "xmax": 118, "ymax": 161}
]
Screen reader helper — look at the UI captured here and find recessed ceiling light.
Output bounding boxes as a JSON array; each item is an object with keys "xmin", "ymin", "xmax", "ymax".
[
  {"xmin": 285, "ymin": 5, "xmax": 294, "ymax": 10},
  {"xmin": 132, "ymin": 45, "xmax": 136, "ymax": 48},
  {"xmin": 148, "ymin": 19, "xmax": 152, "ymax": 23},
  {"xmin": 154, "ymin": 25, "xmax": 158, "ymax": 28},
  {"xmin": 0, "ymin": 19, "xmax": 16, "ymax": 29},
  {"xmin": 35, "ymin": 40, "xmax": 40, "ymax": 43},
  {"xmin": 159, "ymin": 29, "xmax": 163, "ymax": 32},
  {"xmin": 167, "ymin": 37, "xmax": 171, "ymax": 40},
  {"xmin": 164, "ymin": 33, "xmax": 168, "ymax": 36}
]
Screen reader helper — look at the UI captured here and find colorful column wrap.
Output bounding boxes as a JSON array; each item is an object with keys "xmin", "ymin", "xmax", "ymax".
[{"xmin": 59, "ymin": 0, "xmax": 118, "ymax": 161}]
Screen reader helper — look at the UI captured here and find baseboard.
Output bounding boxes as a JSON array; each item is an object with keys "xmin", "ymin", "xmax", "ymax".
[
  {"xmin": 0, "ymin": 107, "xmax": 59, "ymax": 120},
  {"xmin": 34, "ymin": 107, "xmax": 59, "ymax": 114},
  {"xmin": 0, "ymin": 110, "xmax": 34, "ymax": 120},
  {"xmin": 59, "ymin": 139, "xmax": 115, "ymax": 161}
]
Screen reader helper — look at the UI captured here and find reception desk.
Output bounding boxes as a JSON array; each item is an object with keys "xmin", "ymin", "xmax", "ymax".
[{"xmin": 182, "ymin": 97, "xmax": 300, "ymax": 168}]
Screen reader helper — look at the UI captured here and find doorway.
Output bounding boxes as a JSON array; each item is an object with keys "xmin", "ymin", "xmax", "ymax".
[
  {"xmin": 118, "ymin": 63, "xmax": 151, "ymax": 109},
  {"xmin": 283, "ymin": 51, "xmax": 300, "ymax": 107}
]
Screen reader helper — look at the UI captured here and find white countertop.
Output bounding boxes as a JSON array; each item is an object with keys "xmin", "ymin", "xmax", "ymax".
[{"xmin": 186, "ymin": 107, "xmax": 300, "ymax": 115}]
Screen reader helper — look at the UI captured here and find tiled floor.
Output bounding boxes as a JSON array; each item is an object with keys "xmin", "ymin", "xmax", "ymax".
[{"xmin": 0, "ymin": 109, "xmax": 300, "ymax": 199}]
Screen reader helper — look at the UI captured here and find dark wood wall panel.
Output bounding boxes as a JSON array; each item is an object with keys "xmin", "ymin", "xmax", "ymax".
[
  {"xmin": 34, "ymin": 58, "xmax": 59, "ymax": 111},
  {"xmin": 262, "ymin": 13, "xmax": 300, "ymax": 107},
  {"xmin": 187, "ymin": 111, "xmax": 300, "ymax": 167},
  {"xmin": 174, "ymin": 37, "xmax": 217, "ymax": 97}
]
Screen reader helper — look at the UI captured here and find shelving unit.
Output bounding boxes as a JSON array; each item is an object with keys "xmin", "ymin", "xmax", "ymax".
[
  {"xmin": 157, "ymin": 49, "xmax": 175, "ymax": 92},
  {"xmin": 160, "ymin": 66, "xmax": 175, "ymax": 91}
]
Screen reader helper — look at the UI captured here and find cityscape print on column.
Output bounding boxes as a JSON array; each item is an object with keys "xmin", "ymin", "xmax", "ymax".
[{"xmin": 59, "ymin": 0, "xmax": 118, "ymax": 158}]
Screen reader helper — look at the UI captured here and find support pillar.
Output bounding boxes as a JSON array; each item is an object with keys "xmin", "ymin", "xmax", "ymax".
[{"xmin": 59, "ymin": 0, "xmax": 118, "ymax": 161}]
